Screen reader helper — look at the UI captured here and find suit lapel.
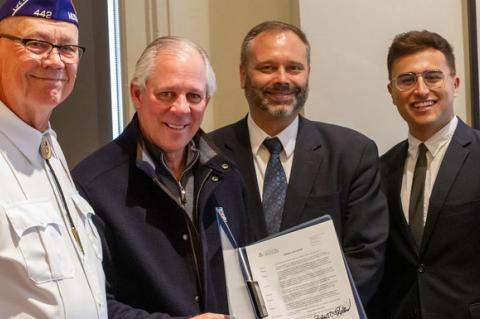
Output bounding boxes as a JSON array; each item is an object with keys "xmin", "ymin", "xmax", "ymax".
[
  {"xmin": 420, "ymin": 119, "xmax": 471, "ymax": 255},
  {"xmin": 281, "ymin": 117, "xmax": 323, "ymax": 229},
  {"xmin": 223, "ymin": 118, "xmax": 268, "ymax": 238},
  {"xmin": 384, "ymin": 142, "xmax": 419, "ymax": 258}
]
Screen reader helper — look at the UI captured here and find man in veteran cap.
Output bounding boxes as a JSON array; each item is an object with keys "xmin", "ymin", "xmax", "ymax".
[{"xmin": 0, "ymin": 0, "xmax": 107, "ymax": 318}]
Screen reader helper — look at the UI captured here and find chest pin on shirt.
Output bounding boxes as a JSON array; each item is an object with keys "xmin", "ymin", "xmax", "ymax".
[{"xmin": 40, "ymin": 136, "xmax": 85, "ymax": 255}]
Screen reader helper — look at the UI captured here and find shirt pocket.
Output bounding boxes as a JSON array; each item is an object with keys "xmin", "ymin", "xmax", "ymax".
[
  {"xmin": 3, "ymin": 199, "xmax": 75, "ymax": 284},
  {"xmin": 71, "ymin": 193, "xmax": 108, "ymax": 317},
  {"xmin": 71, "ymin": 193, "xmax": 102, "ymax": 261}
]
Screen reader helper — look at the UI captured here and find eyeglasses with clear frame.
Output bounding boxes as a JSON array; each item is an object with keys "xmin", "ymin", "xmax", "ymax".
[
  {"xmin": 0, "ymin": 33, "xmax": 86, "ymax": 64},
  {"xmin": 391, "ymin": 70, "xmax": 448, "ymax": 92}
]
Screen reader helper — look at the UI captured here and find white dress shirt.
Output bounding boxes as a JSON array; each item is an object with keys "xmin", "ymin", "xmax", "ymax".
[
  {"xmin": 0, "ymin": 102, "xmax": 107, "ymax": 319},
  {"xmin": 401, "ymin": 116, "xmax": 458, "ymax": 225},
  {"xmin": 247, "ymin": 114, "xmax": 298, "ymax": 200}
]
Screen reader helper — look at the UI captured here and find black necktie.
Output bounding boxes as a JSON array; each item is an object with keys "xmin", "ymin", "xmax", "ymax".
[
  {"xmin": 262, "ymin": 137, "xmax": 287, "ymax": 235},
  {"xmin": 409, "ymin": 143, "xmax": 427, "ymax": 247}
]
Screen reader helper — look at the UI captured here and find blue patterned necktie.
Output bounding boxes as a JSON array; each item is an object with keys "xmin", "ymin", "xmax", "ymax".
[{"xmin": 262, "ymin": 137, "xmax": 287, "ymax": 235}]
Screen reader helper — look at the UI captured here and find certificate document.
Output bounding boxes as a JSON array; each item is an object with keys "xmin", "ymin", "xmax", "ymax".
[{"xmin": 217, "ymin": 211, "xmax": 365, "ymax": 319}]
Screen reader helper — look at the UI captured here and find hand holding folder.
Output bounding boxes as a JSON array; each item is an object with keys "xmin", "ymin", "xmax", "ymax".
[{"xmin": 216, "ymin": 208, "xmax": 366, "ymax": 319}]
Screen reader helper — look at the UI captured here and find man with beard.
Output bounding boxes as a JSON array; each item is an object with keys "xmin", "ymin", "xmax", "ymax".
[{"xmin": 210, "ymin": 21, "xmax": 388, "ymax": 306}]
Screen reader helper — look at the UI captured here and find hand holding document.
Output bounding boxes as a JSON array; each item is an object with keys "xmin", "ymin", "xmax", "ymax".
[{"xmin": 216, "ymin": 209, "xmax": 366, "ymax": 319}]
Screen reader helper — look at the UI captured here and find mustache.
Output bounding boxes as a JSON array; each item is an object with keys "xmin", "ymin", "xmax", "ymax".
[{"xmin": 263, "ymin": 82, "xmax": 301, "ymax": 94}]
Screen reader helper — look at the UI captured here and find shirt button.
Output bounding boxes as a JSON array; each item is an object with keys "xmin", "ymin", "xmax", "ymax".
[
  {"xmin": 418, "ymin": 264, "xmax": 425, "ymax": 273},
  {"xmin": 194, "ymin": 295, "xmax": 200, "ymax": 303},
  {"xmin": 211, "ymin": 176, "xmax": 219, "ymax": 182},
  {"xmin": 221, "ymin": 163, "xmax": 229, "ymax": 170},
  {"xmin": 182, "ymin": 234, "xmax": 188, "ymax": 241}
]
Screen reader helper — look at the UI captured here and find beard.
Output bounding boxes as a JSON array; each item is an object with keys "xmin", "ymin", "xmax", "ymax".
[{"xmin": 244, "ymin": 74, "xmax": 309, "ymax": 118}]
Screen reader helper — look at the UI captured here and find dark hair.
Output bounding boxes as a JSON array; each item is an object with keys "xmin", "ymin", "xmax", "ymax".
[
  {"xmin": 387, "ymin": 30, "xmax": 456, "ymax": 79},
  {"xmin": 240, "ymin": 20, "xmax": 310, "ymax": 66}
]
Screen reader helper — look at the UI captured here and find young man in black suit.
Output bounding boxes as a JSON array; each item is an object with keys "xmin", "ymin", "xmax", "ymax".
[
  {"xmin": 369, "ymin": 30, "xmax": 480, "ymax": 319},
  {"xmin": 210, "ymin": 21, "xmax": 388, "ymax": 306}
]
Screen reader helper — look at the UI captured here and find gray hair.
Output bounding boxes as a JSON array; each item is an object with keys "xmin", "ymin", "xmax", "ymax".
[
  {"xmin": 131, "ymin": 36, "xmax": 216, "ymax": 98},
  {"xmin": 240, "ymin": 21, "xmax": 311, "ymax": 67}
]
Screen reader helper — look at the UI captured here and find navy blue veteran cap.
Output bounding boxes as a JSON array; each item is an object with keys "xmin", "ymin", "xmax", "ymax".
[{"xmin": 0, "ymin": 0, "xmax": 79, "ymax": 27}]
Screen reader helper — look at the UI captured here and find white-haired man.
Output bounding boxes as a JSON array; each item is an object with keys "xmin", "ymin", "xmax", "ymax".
[
  {"xmin": 73, "ymin": 36, "xmax": 252, "ymax": 319},
  {"xmin": 0, "ymin": 0, "xmax": 107, "ymax": 318}
]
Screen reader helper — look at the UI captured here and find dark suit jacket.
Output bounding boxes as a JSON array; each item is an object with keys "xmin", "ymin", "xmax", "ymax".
[
  {"xmin": 370, "ymin": 118, "xmax": 480, "ymax": 319},
  {"xmin": 210, "ymin": 115, "xmax": 388, "ymax": 304}
]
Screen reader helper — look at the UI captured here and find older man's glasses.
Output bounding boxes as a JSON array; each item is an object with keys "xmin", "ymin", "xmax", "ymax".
[
  {"xmin": 0, "ymin": 33, "xmax": 85, "ymax": 64},
  {"xmin": 392, "ymin": 70, "xmax": 446, "ymax": 92}
]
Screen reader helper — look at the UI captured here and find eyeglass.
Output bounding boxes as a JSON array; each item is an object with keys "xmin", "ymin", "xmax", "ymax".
[
  {"xmin": 392, "ymin": 70, "xmax": 447, "ymax": 92},
  {"xmin": 0, "ymin": 33, "xmax": 86, "ymax": 64}
]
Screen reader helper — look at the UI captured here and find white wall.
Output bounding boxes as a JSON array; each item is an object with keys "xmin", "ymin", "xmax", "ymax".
[
  {"xmin": 120, "ymin": 0, "xmax": 471, "ymax": 153},
  {"xmin": 299, "ymin": 0, "xmax": 468, "ymax": 154}
]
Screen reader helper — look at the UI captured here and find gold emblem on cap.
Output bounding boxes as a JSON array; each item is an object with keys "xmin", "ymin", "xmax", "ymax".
[{"xmin": 39, "ymin": 137, "xmax": 52, "ymax": 160}]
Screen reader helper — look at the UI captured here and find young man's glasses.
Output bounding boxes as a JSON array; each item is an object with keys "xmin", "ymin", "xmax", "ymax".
[
  {"xmin": 0, "ymin": 33, "xmax": 85, "ymax": 64},
  {"xmin": 392, "ymin": 70, "xmax": 447, "ymax": 92}
]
